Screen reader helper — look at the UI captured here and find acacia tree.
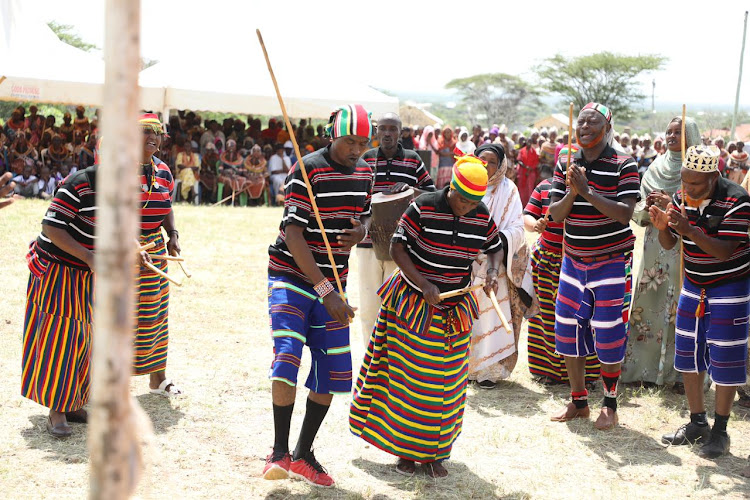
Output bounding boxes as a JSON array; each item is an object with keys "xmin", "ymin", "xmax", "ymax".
[
  {"xmin": 535, "ymin": 52, "xmax": 666, "ymax": 120},
  {"xmin": 446, "ymin": 73, "xmax": 541, "ymax": 128}
]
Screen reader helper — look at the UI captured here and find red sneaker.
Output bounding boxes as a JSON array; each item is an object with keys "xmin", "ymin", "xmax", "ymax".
[
  {"xmin": 288, "ymin": 452, "xmax": 335, "ymax": 487},
  {"xmin": 262, "ymin": 450, "xmax": 291, "ymax": 480}
]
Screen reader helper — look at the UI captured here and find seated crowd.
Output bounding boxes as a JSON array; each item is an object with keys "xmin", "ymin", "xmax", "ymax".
[{"xmin": 2, "ymin": 105, "xmax": 747, "ymax": 209}]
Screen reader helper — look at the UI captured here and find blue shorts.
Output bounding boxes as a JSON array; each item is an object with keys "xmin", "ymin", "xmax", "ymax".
[
  {"xmin": 555, "ymin": 254, "xmax": 631, "ymax": 364},
  {"xmin": 675, "ymin": 278, "xmax": 750, "ymax": 386},
  {"xmin": 267, "ymin": 276, "xmax": 352, "ymax": 394}
]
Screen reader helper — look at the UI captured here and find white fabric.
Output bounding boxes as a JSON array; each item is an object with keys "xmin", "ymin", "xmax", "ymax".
[
  {"xmin": 468, "ymin": 177, "xmax": 532, "ymax": 382},
  {"xmin": 356, "ymin": 247, "xmax": 398, "ymax": 348}
]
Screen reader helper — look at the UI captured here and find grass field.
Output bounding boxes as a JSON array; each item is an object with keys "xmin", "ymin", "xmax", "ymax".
[{"xmin": 1, "ymin": 200, "xmax": 749, "ymax": 499}]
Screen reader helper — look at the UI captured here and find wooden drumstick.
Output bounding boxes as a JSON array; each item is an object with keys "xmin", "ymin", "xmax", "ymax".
[
  {"xmin": 149, "ymin": 254, "xmax": 184, "ymax": 262},
  {"xmin": 438, "ymin": 283, "xmax": 484, "ymax": 300},
  {"xmin": 135, "ymin": 240, "xmax": 156, "ymax": 252},
  {"xmin": 489, "ymin": 289, "xmax": 513, "ymax": 335},
  {"xmin": 144, "ymin": 261, "xmax": 183, "ymax": 287}
]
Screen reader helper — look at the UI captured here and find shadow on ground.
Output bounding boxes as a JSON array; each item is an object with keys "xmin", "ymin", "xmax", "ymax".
[
  {"xmin": 21, "ymin": 414, "xmax": 89, "ymax": 464},
  {"xmin": 136, "ymin": 393, "xmax": 185, "ymax": 434}
]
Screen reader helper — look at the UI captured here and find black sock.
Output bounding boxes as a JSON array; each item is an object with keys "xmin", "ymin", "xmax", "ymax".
[
  {"xmin": 272, "ymin": 403, "xmax": 294, "ymax": 455},
  {"xmin": 690, "ymin": 411, "xmax": 709, "ymax": 427},
  {"xmin": 603, "ymin": 396, "xmax": 617, "ymax": 411},
  {"xmin": 293, "ymin": 398, "xmax": 330, "ymax": 461},
  {"xmin": 713, "ymin": 413, "xmax": 729, "ymax": 435}
]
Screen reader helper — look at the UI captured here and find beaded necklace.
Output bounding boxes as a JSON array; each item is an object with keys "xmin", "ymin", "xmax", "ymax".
[{"xmin": 140, "ymin": 158, "xmax": 159, "ymax": 209}]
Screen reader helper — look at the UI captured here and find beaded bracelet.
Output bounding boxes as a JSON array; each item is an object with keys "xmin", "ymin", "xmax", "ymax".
[
  {"xmin": 314, "ymin": 278, "xmax": 335, "ymax": 298},
  {"xmin": 486, "ymin": 267, "xmax": 499, "ymax": 276}
]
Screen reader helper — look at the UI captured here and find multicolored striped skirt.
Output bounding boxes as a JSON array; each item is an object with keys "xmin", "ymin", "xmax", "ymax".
[
  {"xmin": 21, "ymin": 247, "xmax": 93, "ymax": 412},
  {"xmin": 527, "ymin": 243, "xmax": 600, "ymax": 383},
  {"xmin": 133, "ymin": 231, "xmax": 170, "ymax": 375},
  {"xmin": 350, "ymin": 272, "xmax": 477, "ymax": 462}
]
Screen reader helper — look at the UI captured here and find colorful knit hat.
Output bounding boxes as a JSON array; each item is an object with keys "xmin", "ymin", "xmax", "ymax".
[
  {"xmin": 325, "ymin": 105, "xmax": 372, "ymax": 139},
  {"xmin": 683, "ymin": 145, "xmax": 720, "ymax": 173},
  {"xmin": 582, "ymin": 102, "xmax": 612, "ymax": 123},
  {"xmin": 558, "ymin": 144, "xmax": 580, "ymax": 164},
  {"xmin": 450, "ymin": 151, "xmax": 488, "ymax": 201},
  {"xmin": 139, "ymin": 113, "xmax": 166, "ymax": 135}
]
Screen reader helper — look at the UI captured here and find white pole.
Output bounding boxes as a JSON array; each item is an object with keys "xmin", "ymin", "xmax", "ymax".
[
  {"xmin": 89, "ymin": 0, "xmax": 143, "ymax": 498},
  {"xmin": 731, "ymin": 11, "xmax": 748, "ymax": 140}
]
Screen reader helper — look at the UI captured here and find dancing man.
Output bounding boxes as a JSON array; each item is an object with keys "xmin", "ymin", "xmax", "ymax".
[
  {"xmin": 350, "ymin": 153, "xmax": 503, "ymax": 478},
  {"xmin": 357, "ymin": 112, "xmax": 435, "ymax": 346},
  {"xmin": 548, "ymin": 103, "xmax": 640, "ymax": 430},
  {"xmin": 263, "ymin": 105, "xmax": 373, "ymax": 487},
  {"xmin": 654, "ymin": 146, "xmax": 750, "ymax": 458}
]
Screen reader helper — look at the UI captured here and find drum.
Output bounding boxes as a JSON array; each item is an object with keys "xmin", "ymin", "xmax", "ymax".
[
  {"xmin": 247, "ymin": 173, "xmax": 266, "ymax": 199},
  {"xmin": 370, "ymin": 188, "xmax": 415, "ymax": 261}
]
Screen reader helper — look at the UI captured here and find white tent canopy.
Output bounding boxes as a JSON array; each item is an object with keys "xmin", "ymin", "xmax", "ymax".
[
  {"xmin": 138, "ymin": 48, "xmax": 398, "ymax": 119},
  {"xmin": 0, "ymin": 0, "xmax": 106, "ymax": 106}
]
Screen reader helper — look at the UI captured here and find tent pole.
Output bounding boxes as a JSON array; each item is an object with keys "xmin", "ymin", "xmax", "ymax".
[
  {"xmin": 89, "ymin": 0, "xmax": 144, "ymax": 498},
  {"xmin": 731, "ymin": 11, "xmax": 748, "ymax": 140}
]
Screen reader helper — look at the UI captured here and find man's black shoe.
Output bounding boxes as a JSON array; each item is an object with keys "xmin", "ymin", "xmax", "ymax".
[
  {"xmin": 661, "ymin": 422, "xmax": 711, "ymax": 445},
  {"xmin": 698, "ymin": 432, "xmax": 730, "ymax": 459}
]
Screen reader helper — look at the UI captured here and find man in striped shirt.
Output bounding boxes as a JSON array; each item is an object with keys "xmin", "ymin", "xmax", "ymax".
[
  {"xmin": 264, "ymin": 105, "xmax": 373, "ymax": 488},
  {"xmin": 548, "ymin": 103, "xmax": 640, "ymax": 430},
  {"xmin": 651, "ymin": 145, "xmax": 750, "ymax": 459},
  {"xmin": 356, "ymin": 113, "xmax": 435, "ymax": 346}
]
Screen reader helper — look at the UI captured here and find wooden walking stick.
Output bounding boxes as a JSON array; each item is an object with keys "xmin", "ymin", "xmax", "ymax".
[
  {"xmin": 679, "ymin": 104, "xmax": 687, "ymax": 290},
  {"xmin": 256, "ymin": 29, "xmax": 348, "ymax": 308}
]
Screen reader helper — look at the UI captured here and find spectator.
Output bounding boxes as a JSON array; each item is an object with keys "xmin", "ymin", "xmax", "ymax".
[
  {"xmin": 37, "ymin": 166, "xmax": 56, "ymax": 199},
  {"xmin": 267, "ymin": 143, "xmax": 291, "ymax": 205},
  {"xmin": 13, "ymin": 164, "xmax": 39, "ymax": 198}
]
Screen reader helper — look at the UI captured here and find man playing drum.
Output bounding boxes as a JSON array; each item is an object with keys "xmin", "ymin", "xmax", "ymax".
[{"xmin": 357, "ymin": 113, "xmax": 435, "ymax": 346}]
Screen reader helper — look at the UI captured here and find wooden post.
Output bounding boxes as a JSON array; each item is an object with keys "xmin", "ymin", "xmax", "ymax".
[{"xmin": 89, "ymin": 0, "xmax": 143, "ymax": 498}]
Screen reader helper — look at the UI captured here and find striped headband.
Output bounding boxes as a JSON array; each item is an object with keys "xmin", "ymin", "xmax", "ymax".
[
  {"xmin": 582, "ymin": 102, "xmax": 612, "ymax": 123},
  {"xmin": 325, "ymin": 105, "xmax": 373, "ymax": 139},
  {"xmin": 450, "ymin": 152, "xmax": 488, "ymax": 201},
  {"xmin": 139, "ymin": 113, "xmax": 166, "ymax": 135}
]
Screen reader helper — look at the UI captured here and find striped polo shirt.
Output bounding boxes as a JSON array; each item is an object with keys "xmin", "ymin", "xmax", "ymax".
[
  {"xmin": 550, "ymin": 145, "xmax": 640, "ymax": 258},
  {"xmin": 671, "ymin": 176, "xmax": 750, "ymax": 287},
  {"xmin": 392, "ymin": 187, "xmax": 502, "ymax": 309},
  {"xmin": 524, "ymin": 179, "xmax": 563, "ymax": 252},
  {"xmin": 38, "ymin": 166, "xmax": 97, "ymax": 269},
  {"xmin": 358, "ymin": 144, "xmax": 435, "ymax": 249},
  {"xmin": 268, "ymin": 145, "xmax": 373, "ymax": 287},
  {"xmin": 140, "ymin": 156, "xmax": 174, "ymax": 234}
]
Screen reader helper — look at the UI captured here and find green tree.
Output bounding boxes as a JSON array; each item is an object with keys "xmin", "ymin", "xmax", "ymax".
[
  {"xmin": 47, "ymin": 21, "xmax": 98, "ymax": 52},
  {"xmin": 445, "ymin": 73, "xmax": 541, "ymax": 129},
  {"xmin": 534, "ymin": 52, "xmax": 667, "ymax": 120}
]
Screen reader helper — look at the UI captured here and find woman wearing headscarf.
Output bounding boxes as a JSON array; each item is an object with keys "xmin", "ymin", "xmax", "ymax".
[
  {"xmin": 467, "ymin": 143, "xmax": 534, "ymax": 388},
  {"xmin": 455, "ymin": 127, "xmax": 475, "ymax": 155},
  {"xmin": 435, "ymin": 126, "xmax": 457, "ymax": 189},
  {"xmin": 621, "ymin": 117, "xmax": 700, "ymax": 387},
  {"xmin": 418, "ymin": 125, "xmax": 439, "ymax": 182}
]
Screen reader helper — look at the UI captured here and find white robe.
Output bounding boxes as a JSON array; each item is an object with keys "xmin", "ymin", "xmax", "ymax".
[{"xmin": 468, "ymin": 177, "xmax": 534, "ymax": 382}]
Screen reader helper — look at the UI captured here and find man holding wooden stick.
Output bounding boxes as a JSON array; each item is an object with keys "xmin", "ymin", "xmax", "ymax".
[
  {"xmin": 652, "ymin": 145, "xmax": 750, "ymax": 458},
  {"xmin": 264, "ymin": 105, "xmax": 373, "ymax": 487},
  {"xmin": 548, "ymin": 103, "xmax": 640, "ymax": 430}
]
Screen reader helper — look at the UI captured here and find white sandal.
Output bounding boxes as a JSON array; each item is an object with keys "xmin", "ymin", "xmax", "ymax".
[{"xmin": 149, "ymin": 378, "xmax": 183, "ymax": 398}]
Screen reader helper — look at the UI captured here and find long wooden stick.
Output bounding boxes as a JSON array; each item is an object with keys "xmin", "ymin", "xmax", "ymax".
[
  {"xmin": 489, "ymin": 289, "xmax": 513, "ymax": 335},
  {"xmin": 257, "ymin": 29, "xmax": 345, "ymax": 297},
  {"xmin": 438, "ymin": 283, "xmax": 484, "ymax": 300},
  {"xmin": 212, "ymin": 193, "xmax": 234, "ymax": 207},
  {"xmin": 144, "ymin": 261, "xmax": 183, "ymax": 287},
  {"xmin": 679, "ymin": 104, "xmax": 687, "ymax": 291}
]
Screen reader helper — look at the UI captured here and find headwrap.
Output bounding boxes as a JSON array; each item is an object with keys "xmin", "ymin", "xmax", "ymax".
[
  {"xmin": 729, "ymin": 150, "xmax": 749, "ymax": 168},
  {"xmin": 640, "ymin": 117, "xmax": 700, "ymax": 196},
  {"xmin": 450, "ymin": 152, "xmax": 488, "ymax": 201},
  {"xmin": 324, "ymin": 104, "xmax": 372, "ymax": 139},
  {"xmin": 139, "ymin": 113, "xmax": 166, "ymax": 135},
  {"xmin": 226, "ymin": 139, "xmax": 237, "ymax": 149},
  {"xmin": 476, "ymin": 143, "xmax": 507, "ymax": 185},
  {"xmin": 683, "ymin": 145, "xmax": 720, "ymax": 173},
  {"xmin": 582, "ymin": 102, "xmax": 612, "ymax": 123}
]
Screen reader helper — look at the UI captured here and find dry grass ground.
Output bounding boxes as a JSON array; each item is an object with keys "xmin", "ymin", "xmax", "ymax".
[{"xmin": 0, "ymin": 201, "xmax": 749, "ymax": 499}]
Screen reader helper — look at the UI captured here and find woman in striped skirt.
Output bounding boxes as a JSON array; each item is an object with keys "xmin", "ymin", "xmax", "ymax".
[
  {"xmin": 136, "ymin": 114, "xmax": 183, "ymax": 397},
  {"xmin": 350, "ymin": 154, "xmax": 504, "ymax": 478},
  {"xmin": 523, "ymin": 169, "xmax": 601, "ymax": 385},
  {"xmin": 21, "ymin": 165, "xmax": 99, "ymax": 437}
]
